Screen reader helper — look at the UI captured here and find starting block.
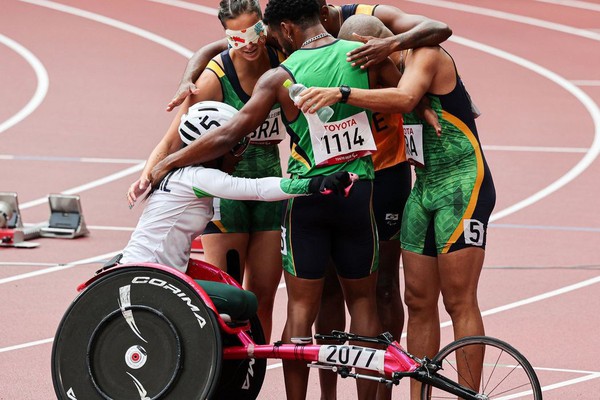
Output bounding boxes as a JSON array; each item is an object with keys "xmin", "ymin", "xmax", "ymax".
[
  {"xmin": 40, "ymin": 194, "xmax": 89, "ymax": 239},
  {"xmin": 0, "ymin": 192, "xmax": 40, "ymax": 248},
  {"xmin": 0, "ymin": 192, "xmax": 89, "ymax": 248}
]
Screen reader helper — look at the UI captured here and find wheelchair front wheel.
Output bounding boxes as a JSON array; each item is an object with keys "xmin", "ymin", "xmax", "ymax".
[{"xmin": 420, "ymin": 336, "xmax": 542, "ymax": 399}]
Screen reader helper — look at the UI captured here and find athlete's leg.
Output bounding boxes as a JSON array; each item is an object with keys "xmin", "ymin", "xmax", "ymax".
[
  {"xmin": 402, "ymin": 250, "xmax": 441, "ymax": 400},
  {"xmin": 438, "ymin": 247, "xmax": 486, "ymax": 390},
  {"xmin": 202, "ymin": 233, "xmax": 249, "ymax": 277},
  {"xmin": 281, "ymin": 272, "xmax": 325, "ymax": 400},
  {"xmin": 338, "ymin": 273, "xmax": 382, "ymax": 400},
  {"xmin": 376, "ymin": 239, "xmax": 403, "ymax": 338},
  {"xmin": 244, "ymin": 229, "xmax": 283, "ymax": 342},
  {"xmin": 315, "ymin": 261, "xmax": 345, "ymax": 400},
  {"xmin": 375, "ymin": 239, "xmax": 403, "ymax": 400}
]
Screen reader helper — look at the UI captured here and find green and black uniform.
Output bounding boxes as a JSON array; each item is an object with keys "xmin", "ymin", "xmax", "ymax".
[
  {"xmin": 280, "ymin": 39, "xmax": 378, "ymax": 279},
  {"xmin": 401, "ymin": 50, "xmax": 496, "ymax": 255},
  {"xmin": 203, "ymin": 46, "xmax": 286, "ymax": 235}
]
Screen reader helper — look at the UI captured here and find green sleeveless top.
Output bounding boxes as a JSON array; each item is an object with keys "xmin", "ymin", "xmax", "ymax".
[
  {"xmin": 281, "ymin": 40, "xmax": 375, "ymax": 179},
  {"xmin": 206, "ymin": 46, "xmax": 285, "ymax": 179}
]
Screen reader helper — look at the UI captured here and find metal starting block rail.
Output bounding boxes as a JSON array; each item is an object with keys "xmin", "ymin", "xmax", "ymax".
[{"xmin": 0, "ymin": 192, "xmax": 89, "ymax": 248}]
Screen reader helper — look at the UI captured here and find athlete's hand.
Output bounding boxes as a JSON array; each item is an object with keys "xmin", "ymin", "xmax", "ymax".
[
  {"xmin": 415, "ymin": 96, "xmax": 442, "ymax": 137},
  {"xmin": 149, "ymin": 159, "xmax": 171, "ymax": 190},
  {"xmin": 309, "ymin": 172, "xmax": 359, "ymax": 197},
  {"xmin": 296, "ymin": 87, "xmax": 339, "ymax": 114},
  {"xmin": 346, "ymin": 34, "xmax": 395, "ymax": 69},
  {"xmin": 126, "ymin": 176, "xmax": 150, "ymax": 209},
  {"xmin": 166, "ymin": 81, "xmax": 201, "ymax": 112}
]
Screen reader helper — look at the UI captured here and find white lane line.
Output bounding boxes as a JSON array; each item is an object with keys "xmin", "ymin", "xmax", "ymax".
[
  {"xmin": 447, "ymin": 35, "xmax": 600, "ymax": 222},
  {"xmin": 536, "ymin": 0, "xmax": 600, "ymax": 12},
  {"xmin": 431, "ymin": 275, "xmax": 600, "ymax": 331},
  {"xmin": 0, "ymin": 34, "xmax": 49, "ymax": 135},
  {"xmin": 490, "ymin": 223, "xmax": 600, "ymax": 233},
  {"xmin": 19, "ymin": 162, "xmax": 144, "ymax": 209},
  {"xmin": 0, "ymin": 155, "xmax": 144, "ymax": 164},
  {"xmin": 14, "ymin": 0, "xmax": 199, "ymax": 210},
  {"xmin": 0, "ymin": 251, "xmax": 119, "ymax": 285},
  {"xmin": 20, "ymin": 0, "xmax": 193, "ymax": 58},
  {"xmin": 538, "ymin": 373, "xmax": 600, "ymax": 397},
  {"xmin": 0, "ymin": 338, "xmax": 54, "ymax": 354},
  {"xmin": 482, "ymin": 145, "xmax": 587, "ymax": 153},
  {"xmin": 406, "ymin": 0, "xmax": 600, "ymax": 41},
  {"xmin": 144, "ymin": 0, "xmax": 217, "ymax": 15},
  {"xmin": 571, "ymin": 80, "xmax": 600, "ymax": 86}
]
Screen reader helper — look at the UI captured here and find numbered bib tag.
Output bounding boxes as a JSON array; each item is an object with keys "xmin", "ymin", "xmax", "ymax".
[
  {"xmin": 463, "ymin": 219, "xmax": 484, "ymax": 246},
  {"xmin": 249, "ymin": 107, "xmax": 286, "ymax": 145},
  {"xmin": 318, "ymin": 345, "xmax": 385, "ymax": 373},
  {"xmin": 307, "ymin": 111, "xmax": 376, "ymax": 167},
  {"xmin": 403, "ymin": 124, "xmax": 425, "ymax": 168}
]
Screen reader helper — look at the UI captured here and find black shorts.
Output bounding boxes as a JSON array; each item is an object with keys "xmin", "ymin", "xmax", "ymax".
[
  {"xmin": 373, "ymin": 162, "xmax": 412, "ymax": 241},
  {"xmin": 281, "ymin": 180, "xmax": 378, "ymax": 279}
]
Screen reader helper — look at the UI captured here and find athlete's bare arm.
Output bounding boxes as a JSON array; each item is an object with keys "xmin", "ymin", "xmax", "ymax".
[
  {"xmin": 167, "ymin": 35, "xmax": 283, "ymax": 112},
  {"xmin": 128, "ymin": 63, "xmax": 224, "ymax": 207},
  {"xmin": 151, "ymin": 67, "xmax": 293, "ymax": 186},
  {"xmin": 346, "ymin": 4, "xmax": 451, "ymax": 68},
  {"xmin": 296, "ymin": 56, "xmax": 400, "ymax": 114},
  {"xmin": 166, "ymin": 39, "xmax": 228, "ymax": 112}
]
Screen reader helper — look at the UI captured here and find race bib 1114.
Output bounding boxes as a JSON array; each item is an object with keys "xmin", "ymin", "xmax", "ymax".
[{"xmin": 307, "ymin": 111, "xmax": 376, "ymax": 167}]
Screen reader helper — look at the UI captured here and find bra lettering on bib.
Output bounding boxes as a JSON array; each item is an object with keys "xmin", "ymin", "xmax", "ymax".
[{"xmin": 403, "ymin": 124, "xmax": 425, "ymax": 168}]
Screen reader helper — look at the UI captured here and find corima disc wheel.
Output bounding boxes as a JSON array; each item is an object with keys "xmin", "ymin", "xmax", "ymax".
[
  {"xmin": 87, "ymin": 306, "xmax": 181, "ymax": 399},
  {"xmin": 52, "ymin": 267, "xmax": 222, "ymax": 400}
]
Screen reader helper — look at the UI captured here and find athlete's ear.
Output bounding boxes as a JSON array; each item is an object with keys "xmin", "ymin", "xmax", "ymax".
[
  {"xmin": 319, "ymin": 4, "xmax": 330, "ymax": 24},
  {"xmin": 280, "ymin": 21, "xmax": 293, "ymax": 43}
]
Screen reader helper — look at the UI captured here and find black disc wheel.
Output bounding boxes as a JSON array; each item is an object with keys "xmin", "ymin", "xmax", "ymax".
[
  {"xmin": 52, "ymin": 266, "xmax": 222, "ymax": 399},
  {"xmin": 212, "ymin": 315, "xmax": 267, "ymax": 400},
  {"xmin": 421, "ymin": 336, "xmax": 542, "ymax": 399}
]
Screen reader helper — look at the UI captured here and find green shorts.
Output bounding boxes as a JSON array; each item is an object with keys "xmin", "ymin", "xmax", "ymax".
[
  {"xmin": 400, "ymin": 155, "xmax": 495, "ymax": 255},
  {"xmin": 204, "ymin": 198, "xmax": 283, "ymax": 233},
  {"xmin": 203, "ymin": 143, "xmax": 283, "ymax": 234}
]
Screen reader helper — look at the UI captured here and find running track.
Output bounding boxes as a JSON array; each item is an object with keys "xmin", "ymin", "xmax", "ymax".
[{"xmin": 1, "ymin": 0, "xmax": 599, "ymax": 398}]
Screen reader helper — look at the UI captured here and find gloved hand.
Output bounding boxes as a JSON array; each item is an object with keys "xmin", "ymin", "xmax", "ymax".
[{"xmin": 308, "ymin": 172, "xmax": 359, "ymax": 197}]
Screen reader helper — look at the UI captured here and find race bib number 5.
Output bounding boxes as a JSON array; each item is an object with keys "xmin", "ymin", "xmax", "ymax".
[
  {"xmin": 403, "ymin": 124, "xmax": 425, "ymax": 168},
  {"xmin": 307, "ymin": 111, "xmax": 376, "ymax": 166}
]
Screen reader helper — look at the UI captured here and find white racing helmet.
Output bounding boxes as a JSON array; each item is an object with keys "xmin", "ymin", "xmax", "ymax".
[{"xmin": 178, "ymin": 101, "xmax": 250, "ymax": 156}]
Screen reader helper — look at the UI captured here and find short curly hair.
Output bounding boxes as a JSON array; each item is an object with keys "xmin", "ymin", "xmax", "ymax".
[{"xmin": 263, "ymin": 0, "xmax": 320, "ymax": 28}]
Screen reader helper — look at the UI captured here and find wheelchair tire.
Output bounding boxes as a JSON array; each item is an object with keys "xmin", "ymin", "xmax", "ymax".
[
  {"xmin": 52, "ymin": 266, "xmax": 222, "ymax": 400},
  {"xmin": 212, "ymin": 314, "xmax": 267, "ymax": 400}
]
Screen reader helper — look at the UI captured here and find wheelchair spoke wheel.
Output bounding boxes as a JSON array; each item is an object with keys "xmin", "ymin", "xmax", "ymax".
[
  {"xmin": 52, "ymin": 266, "xmax": 222, "ymax": 400},
  {"xmin": 421, "ymin": 336, "xmax": 542, "ymax": 399}
]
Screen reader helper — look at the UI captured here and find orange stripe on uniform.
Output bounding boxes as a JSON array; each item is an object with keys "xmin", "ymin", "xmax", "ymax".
[
  {"xmin": 213, "ymin": 220, "xmax": 228, "ymax": 233},
  {"xmin": 441, "ymin": 110, "xmax": 484, "ymax": 254}
]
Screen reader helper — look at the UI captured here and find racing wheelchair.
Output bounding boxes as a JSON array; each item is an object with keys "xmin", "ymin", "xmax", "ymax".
[{"xmin": 51, "ymin": 258, "xmax": 542, "ymax": 399}]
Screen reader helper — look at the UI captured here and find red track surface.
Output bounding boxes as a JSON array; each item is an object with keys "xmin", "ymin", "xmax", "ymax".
[{"xmin": 1, "ymin": 0, "xmax": 599, "ymax": 398}]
